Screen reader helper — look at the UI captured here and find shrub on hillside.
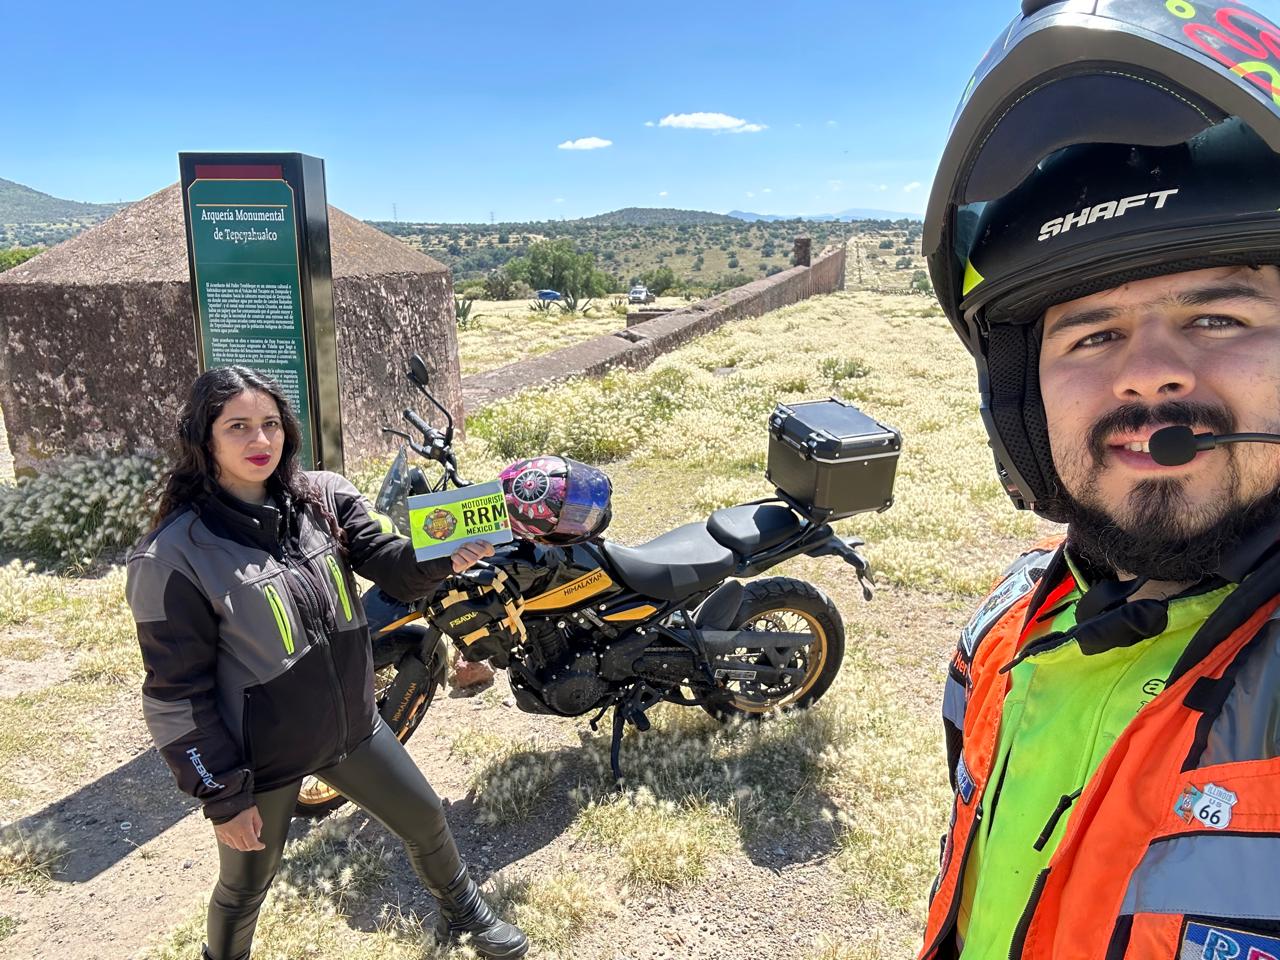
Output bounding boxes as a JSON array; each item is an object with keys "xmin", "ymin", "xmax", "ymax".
[{"xmin": 0, "ymin": 453, "xmax": 162, "ymax": 565}]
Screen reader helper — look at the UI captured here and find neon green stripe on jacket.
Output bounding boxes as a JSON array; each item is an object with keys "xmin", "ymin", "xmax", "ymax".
[
  {"xmin": 326, "ymin": 555, "xmax": 353, "ymax": 622},
  {"xmin": 263, "ymin": 583, "xmax": 294, "ymax": 655},
  {"xmin": 956, "ymin": 579, "xmax": 1235, "ymax": 958}
]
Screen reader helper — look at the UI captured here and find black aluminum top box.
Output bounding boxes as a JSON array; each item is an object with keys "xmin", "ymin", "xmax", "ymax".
[{"xmin": 766, "ymin": 398, "xmax": 901, "ymax": 521}]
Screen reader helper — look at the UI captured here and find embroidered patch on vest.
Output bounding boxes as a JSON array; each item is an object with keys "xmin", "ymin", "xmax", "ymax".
[
  {"xmin": 1181, "ymin": 921, "xmax": 1280, "ymax": 960},
  {"xmin": 1173, "ymin": 782, "xmax": 1238, "ymax": 830},
  {"xmin": 956, "ymin": 754, "xmax": 976, "ymax": 804},
  {"xmin": 960, "ymin": 565, "xmax": 1039, "ymax": 658}
]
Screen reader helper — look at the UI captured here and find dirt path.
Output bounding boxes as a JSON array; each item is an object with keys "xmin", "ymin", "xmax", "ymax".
[{"xmin": 0, "ymin": 580, "xmax": 950, "ymax": 959}]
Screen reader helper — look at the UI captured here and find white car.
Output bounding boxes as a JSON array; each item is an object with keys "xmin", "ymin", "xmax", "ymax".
[{"xmin": 628, "ymin": 285, "xmax": 655, "ymax": 304}]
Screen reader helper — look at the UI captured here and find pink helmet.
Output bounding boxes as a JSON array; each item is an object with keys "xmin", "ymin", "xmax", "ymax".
[{"xmin": 499, "ymin": 455, "xmax": 613, "ymax": 545}]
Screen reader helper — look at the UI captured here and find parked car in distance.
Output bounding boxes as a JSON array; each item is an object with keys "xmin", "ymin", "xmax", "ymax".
[
  {"xmin": 628, "ymin": 285, "xmax": 655, "ymax": 304},
  {"xmin": 535, "ymin": 289, "xmax": 563, "ymax": 301}
]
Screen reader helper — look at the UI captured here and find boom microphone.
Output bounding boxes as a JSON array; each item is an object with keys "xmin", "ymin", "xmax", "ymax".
[{"xmin": 1148, "ymin": 425, "xmax": 1280, "ymax": 466}]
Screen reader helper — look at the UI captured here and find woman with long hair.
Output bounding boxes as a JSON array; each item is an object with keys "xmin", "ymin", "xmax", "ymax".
[{"xmin": 126, "ymin": 366, "xmax": 527, "ymax": 960}]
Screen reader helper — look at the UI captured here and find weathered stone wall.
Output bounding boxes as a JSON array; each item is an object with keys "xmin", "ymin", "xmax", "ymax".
[
  {"xmin": 333, "ymin": 271, "xmax": 461, "ymax": 463},
  {"xmin": 0, "ymin": 273, "xmax": 461, "ymax": 475},
  {"xmin": 0, "ymin": 280, "xmax": 198, "ymax": 471},
  {"xmin": 463, "ymin": 243, "xmax": 846, "ymax": 411},
  {"xmin": 0, "ymin": 184, "xmax": 459, "ymax": 476}
]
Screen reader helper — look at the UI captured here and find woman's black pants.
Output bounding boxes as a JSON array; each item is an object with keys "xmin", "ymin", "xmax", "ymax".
[{"xmin": 205, "ymin": 718, "xmax": 462, "ymax": 960}]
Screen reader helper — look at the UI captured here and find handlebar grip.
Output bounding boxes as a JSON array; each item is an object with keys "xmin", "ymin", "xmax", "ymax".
[{"xmin": 403, "ymin": 409, "xmax": 437, "ymax": 441}]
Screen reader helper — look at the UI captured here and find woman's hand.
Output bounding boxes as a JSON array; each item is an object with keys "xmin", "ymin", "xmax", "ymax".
[
  {"xmin": 451, "ymin": 540, "xmax": 495, "ymax": 573},
  {"xmin": 213, "ymin": 805, "xmax": 265, "ymax": 852}
]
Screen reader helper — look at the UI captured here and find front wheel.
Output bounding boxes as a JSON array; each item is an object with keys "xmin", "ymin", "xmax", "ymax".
[
  {"xmin": 293, "ymin": 655, "xmax": 441, "ymax": 819},
  {"xmin": 700, "ymin": 576, "xmax": 845, "ymax": 722}
]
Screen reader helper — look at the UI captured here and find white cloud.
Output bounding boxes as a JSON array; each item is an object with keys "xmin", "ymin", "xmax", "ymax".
[
  {"xmin": 828, "ymin": 179, "xmax": 844, "ymax": 192},
  {"xmin": 903, "ymin": 181, "xmax": 922, "ymax": 193},
  {"xmin": 746, "ymin": 191, "xmax": 755, "ymax": 198},
  {"xmin": 557, "ymin": 136, "xmax": 612, "ymax": 150},
  {"xmin": 657, "ymin": 112, "xmax": 767, "ymax": 133},
  {"xmin": 644, "ymin": 120, "xmax": 655, "ymax": 127},
  {"xmin": 554, "ymin": 197, "xmax": 565, "ymax": 203},
  {"xmin": 826, "ymin": 119, "xmax": 838, "ymax": 127},
  {"xmin": 658, "ymin": 190, "xmax": 668, "ymax": 197},
  {"xmin": 878, "ymin": 184, "xmax": 888, "ymax": 191},
  {"xmin": 762, "ymin": 187, "xmax": 772, "ymax": 193}
]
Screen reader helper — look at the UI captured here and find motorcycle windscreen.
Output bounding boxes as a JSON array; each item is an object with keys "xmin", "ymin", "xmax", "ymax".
[{"xmin": 373, "ymin": 446, "xmax": 412, "ymax": 536}]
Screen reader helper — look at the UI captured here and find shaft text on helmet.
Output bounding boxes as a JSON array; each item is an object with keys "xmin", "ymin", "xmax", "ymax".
[{"xmin": 1038, "ymin": 189, "xmax": 1180, "ymax": 242}]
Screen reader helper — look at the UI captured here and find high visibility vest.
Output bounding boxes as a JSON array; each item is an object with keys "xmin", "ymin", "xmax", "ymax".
[{"xmin": 920, "ymin": 540, "xmax": 1280, "ymax": 960}]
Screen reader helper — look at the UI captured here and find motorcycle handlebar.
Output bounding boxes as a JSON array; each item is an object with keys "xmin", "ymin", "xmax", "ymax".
[
  {"xmin": 398, "ymin": 408, "xmax": 472, "ymax": 488},
  {"xmin": 403, "ymin": 409, "xmax": 436, "ymax": 441}
]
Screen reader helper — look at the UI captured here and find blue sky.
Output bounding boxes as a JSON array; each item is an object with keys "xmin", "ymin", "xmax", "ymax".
[{"xmin": 4, "ymin": 1, "xmax": 1020, "ymax": 223}]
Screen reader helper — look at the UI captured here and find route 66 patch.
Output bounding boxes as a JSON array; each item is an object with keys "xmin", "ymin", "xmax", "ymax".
[{"xmin": 1173, "ymin": 782, "xmax": 1238, "ymax": 830}]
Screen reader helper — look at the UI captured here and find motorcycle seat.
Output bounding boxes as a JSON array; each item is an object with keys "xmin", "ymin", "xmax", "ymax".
[
  {"xmin": 602, "ymin": 523, "xmax": 737, "ymax": 601},
  {"xmin": 706, "ymin": 503, "xmax": 804, "ymax": 556}
]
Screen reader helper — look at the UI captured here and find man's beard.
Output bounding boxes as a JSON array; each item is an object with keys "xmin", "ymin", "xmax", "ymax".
[{"xmin": 1047, "ymin": 400, "xmax": 1280, "ymax": 582}]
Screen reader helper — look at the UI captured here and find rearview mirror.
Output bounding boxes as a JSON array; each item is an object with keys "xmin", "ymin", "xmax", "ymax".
[{"xmin": 408, "ymin": 354, "xmax": 430, "ymax": 388}]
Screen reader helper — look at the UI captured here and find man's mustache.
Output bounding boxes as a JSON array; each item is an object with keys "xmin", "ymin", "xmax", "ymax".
[{"xmin": 1087, "ymin": 400, "xmax": 1236, "ymax": 466}]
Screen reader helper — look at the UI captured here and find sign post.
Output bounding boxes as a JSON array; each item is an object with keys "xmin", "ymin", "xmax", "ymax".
[{"xmin": 179, "ymin": 153, "xmax": 343, "ymax": 471}]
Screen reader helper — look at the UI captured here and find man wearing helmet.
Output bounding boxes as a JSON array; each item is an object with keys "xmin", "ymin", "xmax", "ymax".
[{"xmin": 920, "ymin": 2, "xmax": 1280, "ymax": 958}]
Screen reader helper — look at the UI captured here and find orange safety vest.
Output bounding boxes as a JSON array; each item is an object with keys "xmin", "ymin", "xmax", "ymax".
[{"xmin": 920, "ymin": 540, "xmax": 1280, "ymax": 960}]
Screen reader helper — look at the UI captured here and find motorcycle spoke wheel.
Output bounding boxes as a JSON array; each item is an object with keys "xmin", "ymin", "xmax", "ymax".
[
  {"xmin": 700, "ymin": 577, "xmax": 845, "ymax": 723},
  {"xmin": 725, "ymin": 608, "xmax": 825, "ymax": 713}
]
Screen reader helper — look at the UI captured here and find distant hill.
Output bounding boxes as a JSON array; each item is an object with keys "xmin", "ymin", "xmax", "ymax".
[
  {"xmin": 0, "ymin": 177, "xmax": 124, "ymax": 224},
  {"xmin": 730, "ymin": 207, "xmax": 922, "ymax": 222},
  {"xmin": 579, "ymin": 207, "xmax": 739, "ymax": 227}
]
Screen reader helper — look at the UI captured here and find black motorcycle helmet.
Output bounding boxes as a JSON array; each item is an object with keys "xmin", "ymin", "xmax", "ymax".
[{"xmin": 924, "ymin": 0, "xmax": 1280, "ymax": 520}]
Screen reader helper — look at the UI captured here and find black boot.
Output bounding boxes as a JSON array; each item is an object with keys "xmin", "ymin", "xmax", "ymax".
[{"xmin": 428, "ymin": 863, "xmax": 528, "ymax": 959}]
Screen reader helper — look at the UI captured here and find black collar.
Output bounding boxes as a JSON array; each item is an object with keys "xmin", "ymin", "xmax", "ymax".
[{"xmin": 197, "ymin": 481, "xmax": 298, "ymax": 554}]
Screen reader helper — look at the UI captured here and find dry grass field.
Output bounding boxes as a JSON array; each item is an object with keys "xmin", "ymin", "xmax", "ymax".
[
  {"xmin": 0, "ymin": 269, "xmax": 1056, "ymax": 958},
  {"xmin": 452, "ymin": 231, "xmax": 926, "ymax": 378},
  {"xmin": 455, "ymin": 296, "xmax": 689, "ymax": 376}
]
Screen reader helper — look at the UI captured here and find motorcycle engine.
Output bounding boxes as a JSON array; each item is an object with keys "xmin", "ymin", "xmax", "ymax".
[{"xmin": 510, "ymin": 619, "xmax": 609, "ymax": 716}]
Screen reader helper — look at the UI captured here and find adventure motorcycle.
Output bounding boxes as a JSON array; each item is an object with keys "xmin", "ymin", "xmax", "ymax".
[{"xmin": 296, "ymin": 356, "xmax": 891, "ymax": 818}]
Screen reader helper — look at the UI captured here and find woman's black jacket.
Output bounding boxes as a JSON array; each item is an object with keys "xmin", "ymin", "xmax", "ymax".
[{"xmin": 125, "ymin": 471, "xmax": 451, "ymax": 823}]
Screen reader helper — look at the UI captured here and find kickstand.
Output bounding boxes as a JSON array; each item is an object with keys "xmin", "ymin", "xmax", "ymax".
[
  {"xmin": 607, "ymin": 683, "xmax": 662, "ymax": 787},
  {"xmin": 609, "ymin": 707, "xmax": 626, "ymax": 786}
]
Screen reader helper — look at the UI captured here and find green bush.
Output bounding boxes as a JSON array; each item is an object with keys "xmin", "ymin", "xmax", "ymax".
[
  {"xmin": 636, "ymin": 265, "xmax": 676, "ymax": 297},
  {"xmin": 456, "ymin": 279, "xmax": 487, "ymax": 299},
  {"xmin": 877, "ymin": 238, "xmax": 894, "ymax": 250},
  {"xmin": 503, "ymin": 238, "xmax": 613, "ymax": 297},
  {"xmin": 455, "ymin": 296, "xmax": 483, "ymax": 329},
  {"xmin": 0, "ymin": 453, "xmax": 162, "ymax": 565},
  {"xmin": 910, "ymin": 270, "xmax": 933, "ymax": 294},
  {"xmin": 0, "ymin": 247, "xmax": 43, "ymax": 273},
  {"xmin": 484, "ymin": 270, "xmax": 520, "ymax": 300}
]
